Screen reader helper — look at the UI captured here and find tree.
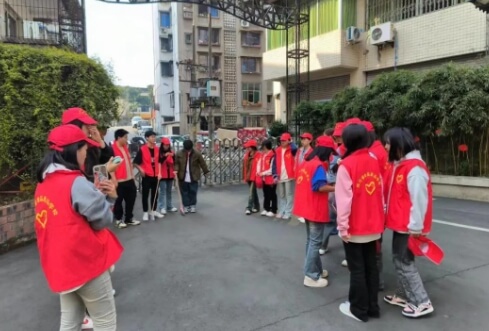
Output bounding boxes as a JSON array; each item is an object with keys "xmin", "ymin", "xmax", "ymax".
[{"xmin": 268, "ymin": 121, "xmax": 288, "ymax": 137}]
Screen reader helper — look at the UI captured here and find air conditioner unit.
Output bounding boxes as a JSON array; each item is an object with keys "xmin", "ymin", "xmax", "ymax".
[
  {"xmin": 206, "ymin": 80, "xmax": 221, "ymax": 97},
  {"xmin": 241, "ymin": 20, "xmax": 250, "ymax": 28},
  {"xmin": 369, "ymin": 22, "xmax": 394, "ymax": 45},
  {"xmin": 346, "ymin": 26, "xmax": 361, "ymax": 44}
]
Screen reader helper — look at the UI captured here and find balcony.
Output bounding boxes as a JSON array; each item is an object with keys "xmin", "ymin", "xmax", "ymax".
[{"xmin": 183, "ymin": 10, "xmax": 192, "ymax": 20}]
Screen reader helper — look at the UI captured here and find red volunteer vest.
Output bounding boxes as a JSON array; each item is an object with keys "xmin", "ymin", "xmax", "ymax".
[
  {"xmin": 112, "ymin": 142, "xmax": 131, "ymax": 180},
  {"xmin": 243, "ymin": 151, "xmax": 261, "ymax": 181},
  {"xmin": 295, "ymin": 147, "xmax": 313, "ymax": 171},
  {"xmin": 369, "ymin": 140, "xmax": 389, "ymax": 178},
  {"xmin": 259, "ymin": 150, "xmax": 275, "ymax": 185},
  {"xmin": 140, "ymin": 145, "xmax": 159, "ymax": 177},
  {"xmin": 159, "ymin": 152, "xmax": 175, "ymax": 179},
  {"xmin": 340, "ymin": 149, "xmax": 385, "ymax": 236},
  {"xmin": 386, "ymin": 159, "xmax": 433, "ymax": 234},
  {"xmin": 292, "ymin": 157, "xmax": 329, "ymax": 222},
  {"xmin": 275, "ymin": 146, "xmax": 295, "ymax": 179},
  {"xmin": 34, "ymin": 170, "xmax": 123, "ymax": 293}
]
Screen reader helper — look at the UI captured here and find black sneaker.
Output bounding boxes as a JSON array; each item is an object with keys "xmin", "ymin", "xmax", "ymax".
[{"xmin": 126, "ymin": 219, "xmax": 141, "ymax": 226}]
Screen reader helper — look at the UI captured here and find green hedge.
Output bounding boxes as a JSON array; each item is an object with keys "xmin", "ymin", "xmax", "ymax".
[
  {"xmin": 0, "ymin": 44, "xmax": 119, "ymax": 188},
  {"xmin": 295, "ymin": 64, "xmax": 489, "ymax": 177}
]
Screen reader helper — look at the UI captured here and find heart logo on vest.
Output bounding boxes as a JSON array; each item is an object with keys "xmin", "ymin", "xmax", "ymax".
[
  {"xmin": 365, "ymin": 181, "xmax": 376, "ymax": 195},
  {"xmin": 36, "ymin": 210, "xmax": 48, "ymax": 229},
  {"xmin": 297, "ymin": 175, "xmax": 303, "ymax": 184},
  {"xmin": 396, "ymin": 174, "xmax": 403, "ymax": 184}
]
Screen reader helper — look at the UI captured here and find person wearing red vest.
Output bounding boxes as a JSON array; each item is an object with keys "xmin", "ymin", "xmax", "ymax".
[
  {"xmin": 383, "ymin": 128, "xmax": 434, "ymax": 319},
  {"xmin": 157, "ymin": 137, "xmax": 178, "ymax": 214},
  {"xmin": 112, "ymin": 129, "xmax": 141, "ymax": 228},
  {"xmin": 256, "ymin": 139, "xmax": 277, "ymax": 217},
  {"xmin": 335, "ymin": 124, "xmax": 385, "ymax": 322},
  {"xmin": 243, "ymin": 139, "xmax": 261, "ymax": 215},
  {"xmin": 293, "ymin": 135, "xmax": 335, "ymax": 288},
  {"xmin": 295, "ymin": 132, "xmax": 314, "ymax": 223},
  {"xmin": 35, "ymin": 124, "xmax": 123, "ymax": 330},
  {"xmin": 272, "ymin": 132, "xmax": 297, "ymax": 220},
  {"xmin": 133, "ymin": 130, "xmax": 164, "ymax": 221}
]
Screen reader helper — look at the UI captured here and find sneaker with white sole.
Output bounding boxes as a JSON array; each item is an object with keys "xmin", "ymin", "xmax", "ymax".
[
  {"xmin": 383, "ymin": 295, "xmax": 407, "ymax": 308},
  {"xmin": 266, "ymin": 211, "xmax": 275, "ymax": 217},
  {"xmin": 190, "ymin": 206, "xmax": 196, "ymax": 213},
  {"xmin": 303, "ymin": 276, "xmax": 328, "ymax": 288},
  {"xmin": 169, "ymin": 207, "xmax": 178, "ymax": 212},
  {"xmin": 282, "ymin": 215, "xmax": 291, "ymax": 220},
  {"xmin": 112, "ymin": 289, "xmax": 116, "ymax": 297},
  {"xmin": 319, "ymin": 248, "xmax": 328, "ymax": 255},
  {"xmin": 298, "ymin": 217, "xmax": 306, "ymax": 223},
  {"xmin": 115, "ymin": 220, "xmax": 127, "ymax": 229},
  {"xmin": 251, "ymin": 208, "xmax": 259, "ymax": 213},
  {"xmin": 160, "ymin": 209, "xmax": 167, "ymax": 215},
  {"xmin": 245, "ymin": 210, "xmax": 251, "ymax": 215},
  {"xmin": 152, "ymin": 211, "xmax": 164, "ymax": 219},
  {"xmin": 142, "ymin": 212, "xmax": 149, "ymax": 221},
  {"xmin": 321, "ymin": 270, "xmax": 329, "ymax": 278},
  {"xmin": 341, "ymin": 259, "xmax": 348, "ymax": 267},
  {"xmin": 339, "ymin": 302, "xmax": 362, "ymax": 322},
  {"xmin": 126, "ymin": 219, "xmax": 141, "ymax": 226},
  {"xmin": 81, "ymin": 316, "xmax": 93, "ymax": 329},
  {"xmin": 260, "ymin": 210, "xmax": 268, "ymax": 216},
  {"xmin": 402, "ymin": 302, "xmax": 434, "ymax": 318}
]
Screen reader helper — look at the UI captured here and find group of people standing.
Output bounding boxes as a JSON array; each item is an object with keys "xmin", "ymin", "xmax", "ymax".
[{"xmin": 243, "ymin": 119, "xmax": 435, "ymax": 322}]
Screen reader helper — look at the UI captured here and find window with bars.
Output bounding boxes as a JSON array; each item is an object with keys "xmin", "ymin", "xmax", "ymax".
[
  {"xmin": 161, "ymin": 61, "xmax": 173, "ymax": 77},
  {"xmin": 198, "ymin": 28, "xmax": 220, "ymax": 45},
  {"xmin": 198, "ymin": 5, "xmax": 219, "ymax": 17},
  {"xmin": 241, "ymin": 32, "xmax": 261, "ymax": 47},
  {"xmin": 242, "ymin": 83, "xmax": 261, "ymax": 106},
  {"xmin": 160, "ymin": 35, "xmax": 173, "ymax": 52},
  {"xmin": 198, "ymin": 54, "xmax": 221, "ymax": 70},
  {"xmin": 367, "ymin": 0, "xmax": 464, "ymax": 28},
  {"xmin": 241, "ymin": 57, "xmax": 261, "ymax": 74}
]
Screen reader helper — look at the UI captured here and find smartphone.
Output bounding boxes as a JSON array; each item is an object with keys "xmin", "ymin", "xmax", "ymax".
[
  {"xmin": 93, "ymin": 164, "xmax": 109, "ymax": 182},
  {"xmin": 112, "ymin": 156, "xmax": 122, "ymax": 165}
]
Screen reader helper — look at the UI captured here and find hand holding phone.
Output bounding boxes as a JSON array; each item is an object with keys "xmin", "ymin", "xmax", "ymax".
[
  {"xmin": 106, "ymin": 157, "xmax": 122, "ymax": 173},
  {"xmin": 93, "ymin": 165, "xmax": 109, "ymax": 184}
]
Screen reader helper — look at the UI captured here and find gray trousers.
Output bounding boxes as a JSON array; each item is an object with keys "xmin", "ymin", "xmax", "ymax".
[
  {"xmin": 392, "ymin": 232, "xmax": 430, "ymax": 306},
  {"xmin": 59, "ymin": 270, "xmax": 116, "ymax": 331},
  {"xmin": 277, "ymin": 180, "xmax": 294, "ymax": 218}
]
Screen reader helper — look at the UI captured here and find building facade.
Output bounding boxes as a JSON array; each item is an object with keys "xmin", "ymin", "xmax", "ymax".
[
  {"xmin": 0, "ymin": 0, "xmax": 86, "ymax": 53},
  {"xmin": 264, "ymin": 0, "xmax": 488, "ymax": 122},
  {"xmin": 152, "ymin": 3, "xmax": 275, "ymax": 135}
]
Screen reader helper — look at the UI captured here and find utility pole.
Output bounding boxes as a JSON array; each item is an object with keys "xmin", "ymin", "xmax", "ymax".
[
  {"xmin": 207, "ymin": 6, "xmax": 214, "ymax": 170},
  {"xmin": 190, "ymin": 10, "xmax": 198, "ymax": 142}
]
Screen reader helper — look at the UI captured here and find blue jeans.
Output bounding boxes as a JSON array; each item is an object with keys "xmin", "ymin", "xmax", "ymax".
[
  {"xmin": 157, "ymin": 179, "xmax": 174, "ymax": 211},
  {"xmin": 321, "ymin": 192, "xmax": 338, "ymax": 249},
  {"xmin": 304, "ymin": 221, "xmax": 325, "ymax": 280}
]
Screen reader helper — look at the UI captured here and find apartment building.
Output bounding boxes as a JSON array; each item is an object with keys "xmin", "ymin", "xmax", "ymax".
[
  {"xmin": 263, "ymin": 0, "xmax": 488, "ymax": 122},
  {"xmin": 0, "ymin": 0, "xmax": 86, "ymax": 53},
  {"xmin": 152, "ymin": 3, "xmax": 274, "ymax": 135}
]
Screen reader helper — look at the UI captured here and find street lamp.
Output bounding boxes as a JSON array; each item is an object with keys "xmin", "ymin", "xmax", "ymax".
[{"xmin": 470, "ymin": 0, "xmax": 489, "ymax": 13}]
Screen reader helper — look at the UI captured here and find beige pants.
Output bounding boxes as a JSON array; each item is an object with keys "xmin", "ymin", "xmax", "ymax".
[{"xmin": 59, "ymin": 270, "xmax": 116, "ymax": 331}]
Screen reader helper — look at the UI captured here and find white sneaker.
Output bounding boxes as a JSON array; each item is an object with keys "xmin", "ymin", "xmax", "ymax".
[
  {"xmin": 298, "ymin": 217, "xmax": 306, "ymax": 223},
  {"xmin": 81, "ymin": 315, "xmax": 93, "ymax": 329},
  {"xmin": 339, "ymin": 302, "xmax": 362, "ymax": 322},
  {"xmin": 245, "ymin": 210, "xmax": 251, "ymax": 215},
  {"xmin": 341, "ymin": 259, "xmax": 348, "ymax": 267},
  {"xmin": 266, "ymin": 211, "xmax": 275, "ymax": 217},
  {"xmin": 160, "ymin": 209, "xmax": 167, "ymax": 215},
  {"xmin": 115, "ymin": 220, "xmax": 127, "ymax": 229},
  {"xmin": 169, "ymin": 207, "xmax": 178, "ymax": 212},
  {"xmin": 112, "ymin": 289, "xmax": 116, "ymax": 296},
  {"xmin": 321, "ymin": 270, "xmax": 329, "ymax": 278},
  {"xmin": 260, "ymin": 210, "xmax": 268, "ymax": 216},
  {"xmin": 303, "ymin": 276, "xmax": 328, "ymax": 288},
  {"xmin": 319, "ymin": 248, "xmax": 328, "ymax": 255},
  {"xmin": 190, "ymin": 206, "xmax": 196, "ymax": 213},
  {"xmin": 282, "ymin": 215, "xmax": 290, "ymax": 220},
  {"xmin": 153, "ymin": 211, "xmax": 164, "ymax": 219},
  {"xmin": 142, "ymin": 212, "xmax": 149, "ymax": 221}
]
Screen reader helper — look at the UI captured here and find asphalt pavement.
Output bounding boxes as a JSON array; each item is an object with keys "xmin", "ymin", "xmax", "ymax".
[{"xmin": 1, "ymin": 185, "xmax": 489, "ymax": 331}]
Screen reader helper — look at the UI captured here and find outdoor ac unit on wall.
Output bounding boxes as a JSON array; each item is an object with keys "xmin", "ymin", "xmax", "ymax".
[
  {"xmin": 346, "ymin": 26, "xmax": 361, "ymax": 43},
  {"xmin": 369, "ymin": 22, "xmax": 394, "ymax": 46},
  {"xmin": 241, "ymin": 20, "xmax": 250, "ymax": 28}
]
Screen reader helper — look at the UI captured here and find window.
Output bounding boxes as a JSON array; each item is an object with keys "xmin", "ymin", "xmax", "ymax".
[
  {"xmin": 241, "ymin": 32, "xmax": 261, "ymax": 47},
  {"xmin": 169, "ymin": 92, "xmax": 175, "ymax": 108},
  {"xmin": 161, "ymin": 61, "xmax": 173, "ymax": 77},
  {"xmin": 159, "ymin": 11, "xmax": 171, "ymax": 28},
  {"xmin": 241, "ymin": 57, "xmax": 261, "ymax": 74},
  {"xmin": 242, "ymin": 83, "xmax": 261, "ymax": 106},
  {"xmin": 184, "ymin": 33, "xmax": 192, "ymax": 44},
  {"xmin": 198, "ymin": 28, "xmax": 220, "ymax": 45},
  {"xmin": 198, "ymin": 5, "xmax": 219, "ymax": 17},
  {"xmin": 160, "ymin": 35, "xmax": 173, "ymax": 52},
  {"xmin": 267, "ymin": 95, "xmax": 272, "ymax": 103},
  {"xmin": 198, "ymin": 54, "xmax": 221, "ymax": 70}
]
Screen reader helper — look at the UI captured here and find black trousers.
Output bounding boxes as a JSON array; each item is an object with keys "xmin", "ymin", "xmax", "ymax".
[
  {"xmin": 114, "ymin": 180, "xmax": 137, "ymax": 222},
  {"xmin": 246, "ymin": 181, "xmax": 260, "ymax": 211},
  {"xmin": 180, "ymin": 181, "xmax": 199, "ymax": 207},
  {"xmin": 343, "ymin": 240, "xmax": 380, "ymax": 322},
  {"xmin": 262, "ymin": 184, "xmax": 277, "ymax": 213},
  {"xmin": 142, "ymin": 176, "xmax": 159, "ymax": 212}
]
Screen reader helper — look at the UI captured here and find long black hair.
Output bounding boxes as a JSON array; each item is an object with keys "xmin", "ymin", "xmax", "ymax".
[
  {"xmin": 306, "ymin": 146, "xmax": 334, "ymax": 162},
  {"xmin": 383, "ymin": 127, "xmax": 416, "ymax": 162},
  {"xmin": 36, "ymin": 141, "xmax": 87, "ymax": 183},
  {"xmin": 342, "ymin": 124, "xmax": 369, "ymax": 159}
]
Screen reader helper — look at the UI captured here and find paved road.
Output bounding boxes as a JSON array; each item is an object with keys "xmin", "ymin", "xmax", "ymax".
[{"xmin": 1, "ymin": 186, "xmax": 489, "ymax": 331}]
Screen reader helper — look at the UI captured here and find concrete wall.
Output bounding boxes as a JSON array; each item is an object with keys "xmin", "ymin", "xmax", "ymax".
[
  {"xmin": 432, "ymin": 175, "xmax": 489, "ymax": 203},
  {"xmin": 0, "ymin": 200, "xmax": 35, "ymax": 253}
]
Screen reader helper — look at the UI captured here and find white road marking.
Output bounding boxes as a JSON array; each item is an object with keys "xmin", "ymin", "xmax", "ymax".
[{"xmin": 434, "ymin": 219, "xmax": 489, "ymax": 233}]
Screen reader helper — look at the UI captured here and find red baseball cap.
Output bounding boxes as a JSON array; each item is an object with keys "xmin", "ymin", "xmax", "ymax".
[
  {"xmin": 316, "ymin": 135, "xmax": 336, "ymax": 149},
  {"xmin": 333, "ymin": 122, "xmax": 346, "ymax": 137},
  {"xmin": 408, "ymin": 236, "xmax": 444, "ymax": 265},
  {"xmin": 244, "ymin": 140, "xmax": 257, "ymax": 148},
  {"xmin": 280, "ymin": 133, "xmax": 292, "ymax": 141},
  {"xmin": 61, "ymin": 107, "xmax": 97, "ymax": 125},
  {"xmin": 346, "ymin": 117, "xmax": 362, "ymax": 125},
  {"xmin": 161, "ymin": 137, "xmax": 171, "ymax": 145},
  {"xmin": 362, "ymin": 121, "xmax": 375, "ymax": 132},
  {"xmin": 300, "ymin": 132, "xmax": 313, "ymax": 140},
  {"xmin": 48, "ymin": 124, "xmax": 100, "ymax": 151}
]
